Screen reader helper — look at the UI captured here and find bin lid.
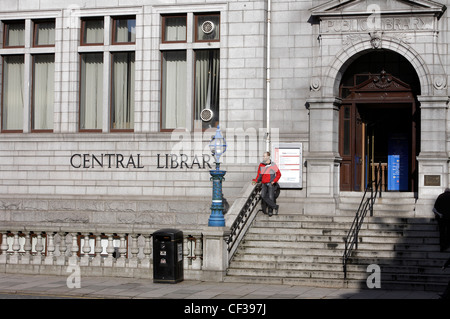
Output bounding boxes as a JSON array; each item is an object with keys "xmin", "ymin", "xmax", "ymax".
[{"xmin": 153, "ymin": 228, "xmax": 183, "ymax": 237}]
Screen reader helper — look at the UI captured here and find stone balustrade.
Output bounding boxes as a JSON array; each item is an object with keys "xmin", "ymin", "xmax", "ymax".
[{"xmin": 0, "ymin": 227, "xmax": 205, "ymax": 280}]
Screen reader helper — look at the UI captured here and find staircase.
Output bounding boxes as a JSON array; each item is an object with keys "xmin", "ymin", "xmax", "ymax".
[{"xmin": 225, "ymin": 193, "xmax": 450, "ymax": 292}]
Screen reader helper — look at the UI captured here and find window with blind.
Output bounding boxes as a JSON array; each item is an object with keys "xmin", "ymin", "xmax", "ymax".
[
  {"xmin": 111, "ymin": 52, "xmax": 135, "ymax": 131},
  {"xmin": 80, "ymin": 53, "xmax": 103, "ymax": 131},
  {"xmin": 112, "ymin": 17, "xmax": 136, "ymax": 44},
  {"xmin": 3, "ymin": 21, "xmax": 25, "ymax": 48},
  {"xmin": 81, "ymin": 18, "xmax": 104, "ymax": 45},
  {"xmin": 1, "ymin": 55, "xmax": 24, "ymax": 132},
  {"xmin": 33, "ymin": 20, "xmax": 55, "ymax": 47},
  {"xmin": 32, "ymin": 54, "xmax": 55, "ymax": 131}
]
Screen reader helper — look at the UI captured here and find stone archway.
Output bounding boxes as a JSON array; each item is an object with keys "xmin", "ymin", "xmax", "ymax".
[
  {"xmin": 305, "ymin": 0, "xmax": 449, "ymax": 211},
  {"xmin": 306, "ymin": 41, "xmax": 448, "ymax": 202},
  {"xmin": 337, "ymin": 52, "xmax": 420, "ymax": 193},
  {"xmin": 322, "ymin": 38, "xmax": 436, "ymax": 98}
]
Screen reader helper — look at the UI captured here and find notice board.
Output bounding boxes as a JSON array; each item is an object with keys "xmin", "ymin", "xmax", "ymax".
[{"xmin": 272, "ymin": 143, "xmax": 303, "ymax": 188}]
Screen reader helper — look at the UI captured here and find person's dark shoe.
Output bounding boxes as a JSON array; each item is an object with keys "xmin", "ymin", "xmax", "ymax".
[
  {"xmin": 268, "ymin": 209, "xmax": 273, "ymax": 217},
  {"xmin": 274, "ymin": 205, "xmax": 279, "ymax": 215}
]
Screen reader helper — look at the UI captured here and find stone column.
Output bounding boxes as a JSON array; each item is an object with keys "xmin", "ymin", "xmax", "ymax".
[
  {"xmin": 304, "ymin": 97, "xmax": 342, "ymax": 213},
  {"xmin": 416, "ymin": 96, "xmax": 449, "ymax": 201}
]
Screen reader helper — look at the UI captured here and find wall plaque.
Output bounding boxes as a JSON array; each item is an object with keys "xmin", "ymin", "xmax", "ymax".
[{"xmin": 424, "ymin": 175, "xmax": 441, "ymax": 186}]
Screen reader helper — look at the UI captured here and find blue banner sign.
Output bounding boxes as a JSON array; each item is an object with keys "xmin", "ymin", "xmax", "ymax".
[{"xmin": 387, "ymin": 135, "xmax": 408, "ymax": 191}]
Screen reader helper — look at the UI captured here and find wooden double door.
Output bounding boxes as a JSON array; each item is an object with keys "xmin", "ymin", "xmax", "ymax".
[{"xmin": 339, "ymin": 73, "xmax": 419, "ymax": 192}]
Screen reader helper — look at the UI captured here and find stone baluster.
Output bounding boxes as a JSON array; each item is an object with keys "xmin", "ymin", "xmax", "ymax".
[
  {"xmin": 91, "ymin": 234, "xmax": 103, "ymax": 267},
  {"xmin": 116, "ymin": 234, "xmax": 127, "ymax": 267},
  {"xmin": 192, "ymin": 237, "xmax": 203, "ymax": 270},
  {"xmin": 183, "ymin": 237, "xmax": 190, "ymax": 269},
  {"xmin": 56, "ymin": 232, "xmax": 67, "ymax": 266},
  {"xmin": 128, "ymin": 234, "xmax": 139, "ymax": 268},
  {"xmin": 33, "ymin": 232, "xmax": 44, "ymax": 265},
  {"xmin": 9, "ymin": 232, "xmax": 20, "ymax": 264},
  {"xmin": 0, "ymin": 233, "xmax": 8, "ymax": 264},
  {"xmin": 21, "ymin": 232, "xmax": 32, "ymax": 265},
  {"xmin": 104, "ymin": 234, "xmax": 115, "ymax": 267},
  {"xmin": 68, "ymin": 233, "xmax": 79, "ymax": 266},
  {"xmin": 44, "ymin": 232, "xmax": 55, "ymax": 265},
  {"xmin": 140, "ymin": 234, "xmax": 151, "ymax": 268},
  {"xmin": 80, "ymin": 233, "xmax": 91, "ymax": 266}
]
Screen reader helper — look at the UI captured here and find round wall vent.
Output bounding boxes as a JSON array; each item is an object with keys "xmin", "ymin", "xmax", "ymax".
[
  {"xmin": 201, "ymin": 21, "xmax": 215, "ymax": 34},
  {"xmin": 200, "ymin": 108, "xmax": 214, "ymax": 122}
]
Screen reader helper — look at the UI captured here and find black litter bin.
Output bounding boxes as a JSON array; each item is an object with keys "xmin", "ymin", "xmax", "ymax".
[{"xmin": 152, "ymin": 229, "xmax": 184, "ymax": 283}]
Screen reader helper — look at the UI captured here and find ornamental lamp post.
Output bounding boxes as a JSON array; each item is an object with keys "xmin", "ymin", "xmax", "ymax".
[{"xmin": 208, "ymin": 125, "xmax": 227, "ymax": 227}]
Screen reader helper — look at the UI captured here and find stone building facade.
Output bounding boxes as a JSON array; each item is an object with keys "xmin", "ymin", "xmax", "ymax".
[{"xmin": 0, "ymin": 0, "xmax": 449, "ymax": 233}]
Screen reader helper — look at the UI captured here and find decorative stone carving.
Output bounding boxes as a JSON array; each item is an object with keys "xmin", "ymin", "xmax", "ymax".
[
  {"xmin": 369, "ymin": 31, "xmax": 383, "ymax": 49},
  {"xmin": 310, "ymin": 77, "xmax": 322, "ymax": 91},
  {"xmin": 433, "ymin": 75, "xmax": 447, "ymax": 90},
  {"xmin": 342, "ymin": 34, "xmax": 362, "ymax": 46},
  {"xmin": 392, "ymin": 33, "xmax": 413, "ymax": 44}
]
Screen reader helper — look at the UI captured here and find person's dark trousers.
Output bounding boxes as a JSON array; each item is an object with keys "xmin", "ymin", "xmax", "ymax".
[
  {"xmin": 440, "ymin": 281, "xmax": 450, "ymax": 299},
  {"xmin": 437, "ymin": 216, "xmax": 450, "ymax": 251},
  {"xmin": 261, "ymin": 183, "xmax": 278, "ymax": 216}
]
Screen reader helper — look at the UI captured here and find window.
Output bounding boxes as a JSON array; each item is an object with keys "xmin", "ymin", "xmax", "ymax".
[
  {"xmin": 162, "ymin": 15, "xmax": 186, "ymax": 43},
  {"xmin": 80, "ymin": 53, "xmax": 103, "ymax": 131},
  {"xmin": 161, "ymin": 51, "xmax": 186, "ymax": 129},
  {"xmin": 3, "ymin": 21, "xmax": 25, "ymax": 48},
  {"xmin": 81, "ymin": 18, "xmax": 104, "ymax": 45},
  {"xmin": 194, "ymin": 50, "xmax": 220, "ymax": 127},
  {"xmin": 33, "ymin": 20, "xmax": 55, "ymax": 47},
  {"xmin": 1, "ymin": 55, "xmax": 24, "ymax": 132},
  {"xmin": 1, "ymin": 18, "xmax": 55, "ymax": 133},
  {"xmin": 32, "ymin": 54, "xmax": 54, "ymax": 131},
  {"xmin": 111, "ymin": 52, "xmax": 135, "ymax": 131},
  {"xmin": 112, "ymin": 17, "xmax": 136, "ymax": 44},
  {"xmin": 195, "ymin": 14, "xmax": 220, "ymax": 42},
  {"xmin": 160, "ymin": 12, "xmax": 220, "ymax": 131},
  {"xmin": 78, "ymin": 15, "xmax": 136, "ymax": 132}
]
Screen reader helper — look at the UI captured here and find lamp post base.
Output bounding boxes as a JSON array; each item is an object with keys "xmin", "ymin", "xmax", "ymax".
[
  {"xmin": 208, "ymin": 167, "xmax": 226, "ymax": 227},
  {"xmin": 208, "ymin": 216, "xmax": 225, "ymax": 227}
]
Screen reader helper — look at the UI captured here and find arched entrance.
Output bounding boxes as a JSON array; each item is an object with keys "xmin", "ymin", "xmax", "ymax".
[{"xmin": 339, "ymin": 50, "xmax": 421, "ymax": 193}]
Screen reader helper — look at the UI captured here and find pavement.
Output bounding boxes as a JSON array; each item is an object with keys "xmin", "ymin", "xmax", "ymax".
[{"xmin": 0, "ymin": 272, "xmax": 443, "ymax": 300}]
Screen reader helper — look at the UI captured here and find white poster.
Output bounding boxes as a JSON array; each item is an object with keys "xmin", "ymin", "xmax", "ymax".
[{"xmin": 273, "ymin": 143, "xmax": 302, "ymax": 188}]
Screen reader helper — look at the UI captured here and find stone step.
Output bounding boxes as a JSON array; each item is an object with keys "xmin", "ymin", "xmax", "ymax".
[
  {"xmin": 235, "ymin": 247, "xmax": 445, "ymax": 260},
  {"xmin": 226, "ymin": 267, "xmax": 449, "ymax": 285},
  {"xmin": 228, "ymin": 262, "xmax": 450, "ymax": 282},
  {"xmin": 338, "ymin": 203, "xmax": 416, "ymax": 212},
  {"xmin": 224, "ymin": 274, "xmax": 446, "ymax": 292},
  {"xmin": 338, "ymin": 196, "xmax": 416, "ymax": 204},
  {"xmin": 339, "ymin": 192, "xmax": 416, "ymax": 200},
  {"xmin": 223, "ymin": 274, "xmax": 356, "ymax": 288},
  {"xmin": 255, "ymin": 214, "xmax": 436, "ymax": 227},
  {"xmin": 232, "ymin": 253, "xmax": 448, "ymax": 268},
  {"xmin": 232, "ymin": 253, "xmax": 343, "ymax": 264},
  {"xmin": 235, "ymin": 246, "xmax": 344, "ymax": 257},
  {"xmin": 226, "ymin": 268, "xmax": 347, "ymax": 280},
  {"xmin": 245, "ymin": 227, "xmax": 349, "ymax": 237},
  {"xmin": 252, "ymin": 220, "xmax": 354, "ymax": 229},
  {"xmin": 246, "ymin": 227, "xmax": 438, "ymax": 240}
]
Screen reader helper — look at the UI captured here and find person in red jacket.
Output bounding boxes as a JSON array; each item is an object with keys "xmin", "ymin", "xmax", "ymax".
[{"xmin": 252, "ymin": 151, "xmax": 281, "ymax": 216}]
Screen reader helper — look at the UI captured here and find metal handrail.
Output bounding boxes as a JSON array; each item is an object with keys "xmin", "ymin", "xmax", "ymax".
[
  {"xmin": 343, "ymin": 162, "xmax": 382, "ymax": 279},
  {"xmin": 226, "ymin": 183, "xmax": 262, "ymax": 261}
]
